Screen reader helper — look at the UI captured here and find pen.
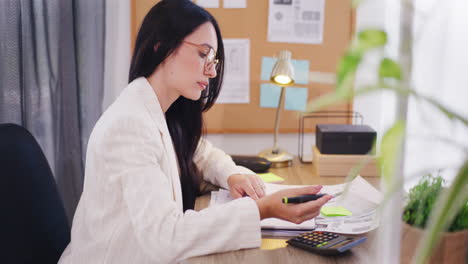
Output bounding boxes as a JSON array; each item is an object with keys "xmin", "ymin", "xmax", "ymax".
[{"xmin": 282, "ymin": 192, "xmax": 341, "ymax": 204}]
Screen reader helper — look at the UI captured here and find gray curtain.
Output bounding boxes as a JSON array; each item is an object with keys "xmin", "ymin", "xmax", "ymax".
[{"xmin": 0, "ymin": 0, "xmax": 105, "ymax": 223}]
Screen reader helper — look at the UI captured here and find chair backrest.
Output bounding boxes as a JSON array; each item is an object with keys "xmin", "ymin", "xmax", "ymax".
[{"xmin": 0, "ymin": 123, "xmax": 70, "ymax": 264}]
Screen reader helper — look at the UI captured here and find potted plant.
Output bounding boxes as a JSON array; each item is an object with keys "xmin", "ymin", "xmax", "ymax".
[{"xmin": 401, "ymin": 174, "xmax": 468, "ymax": 263}]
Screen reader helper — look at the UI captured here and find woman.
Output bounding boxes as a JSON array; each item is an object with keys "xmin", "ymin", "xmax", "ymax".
[{"xmin": 60, "ymin": 1, "xmax": 331, "ymax": 263}]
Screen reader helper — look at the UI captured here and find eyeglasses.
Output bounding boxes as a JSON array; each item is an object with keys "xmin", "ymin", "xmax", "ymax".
[{"xmin": 183, "ymin": 41, "xmax": 219, "ymax": 72}]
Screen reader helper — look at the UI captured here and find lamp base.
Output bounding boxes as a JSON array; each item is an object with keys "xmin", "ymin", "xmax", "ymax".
[{"xmin": 258, "ymin": 148, "xmax": 293, "ymax": 168}]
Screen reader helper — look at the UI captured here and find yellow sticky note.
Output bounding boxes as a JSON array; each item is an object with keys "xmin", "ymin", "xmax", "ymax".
[
  {"xmin": 320, "ymin": 206, "xmax": 352, "ymax": 217},
  {"xmin": 257, "ymin": 172, "xmax": 285, "ymax": 183},
  {"xmin": 261, "ymin": 239, "xmax": 288, "ymax": 250}
]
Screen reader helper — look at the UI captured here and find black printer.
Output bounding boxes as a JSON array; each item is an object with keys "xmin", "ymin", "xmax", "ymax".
[{"xmin": 316, "ymin": 124, "xmax": 376, "ymax": 155}]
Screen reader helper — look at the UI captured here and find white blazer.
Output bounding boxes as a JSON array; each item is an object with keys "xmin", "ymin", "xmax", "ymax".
[{"xmin": 59, "ymin": 77, "xmax": 261, "ymax": 264}]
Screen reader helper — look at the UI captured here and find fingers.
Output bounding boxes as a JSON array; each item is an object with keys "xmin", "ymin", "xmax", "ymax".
[
  {"xmin": 297, "ymin": 194, "xmax": 332, "ymax": 210},
  {"xmin": 243, "ymin": 183, "xmax": 260, "ymax": 200},
  {"xmin": 314, "ymin": 194, "xmax": 333, "ymax": 206},
  {"xmin": 230, "ymin": 188, "xmax": 243, "ymax": 199},
  {"xmin": 287, "ymin": 194, "xmax": 332, "ymax": 224},
  {"xmin": 250, "ymin": 174, "xmax": 266, "ymax": 198},
  {"xmin": 227, "ymin": 174, "xmax": 266, "ymax": 200}
]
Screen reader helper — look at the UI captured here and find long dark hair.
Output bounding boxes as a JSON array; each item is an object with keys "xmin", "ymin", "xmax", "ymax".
[{"xmin": 129, "ymin": 0, "xmax": 225, "ymax": 211}]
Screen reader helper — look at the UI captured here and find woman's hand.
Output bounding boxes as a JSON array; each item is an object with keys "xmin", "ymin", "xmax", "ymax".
[
  {"xmin": 256, "ymin": 185, "xmax": 332, "ymax": 224},
  {"xmin": 227, "ymin": 174, "xmax": 266, "ymax": 200}
]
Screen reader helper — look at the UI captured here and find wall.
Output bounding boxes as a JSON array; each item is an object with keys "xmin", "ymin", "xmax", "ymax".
[
  {"xmin": 108, "ymin": 1, "xmax": 397, "ymax": 160},
  {"xmin": 207, "ymin": 1, "xmax": 398, "ymax": 160},
  {"xmin": 206, "ymin": 133, "xmax": 316, "ymax": 160}
]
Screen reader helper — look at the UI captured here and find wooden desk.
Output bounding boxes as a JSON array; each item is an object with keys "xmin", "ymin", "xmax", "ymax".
[{"xmin": 186, "ymin": 159, "xmax": 381, "ymax": 264}]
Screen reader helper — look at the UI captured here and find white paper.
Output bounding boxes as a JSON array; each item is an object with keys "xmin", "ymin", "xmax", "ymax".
[
  {"xmin": 211, "ymin": 188, "xmax": 315, "ymax": 230},
  {"xmin": 196, "ymin": 0, "xmax": 219, "ymax": 8},
  {"xmin": 209, "ymin": 176, "xmax": 382, "ymax": 234},
  {"xmin": 261, "ymin": 216, "xmax": 315, "ymax": 230},
  {"xmin": 268, "ymin": 0, "xmax": 325, "ymax": 44},
  {"xmin": 216, "ymin": 39, "xmax": 250, "ymax": 104},
  {"xmin": 314, "ymin": 176, "xmax": 382, "ymax": 234},
  {"xmin": 223, "ymin": 0, "xmax": 247, "ymax": 8}
]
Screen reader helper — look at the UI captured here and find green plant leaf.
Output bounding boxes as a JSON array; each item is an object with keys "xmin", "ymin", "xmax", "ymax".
[
  {"xmin": 382, "ymin": 86, "xmax": 468, "ymax": 126},
  {"xmin": 305, "ymin": 92, "xmax": 346, "ymax": 113},
  {"xmin": 352, "ymin": 0, "xmax": 365, "ymax": 8},
  {"xmin": 378, "ymin": 120, "xmax": 405, "ymax": 185},
  {"xmin": 306, "ymin": 85, "xmax": 381, "ymax": 113},
  {"xmin": 355, "ymin": 29, "xmax": 387, "ymax": 52},
  {"xmin": 413, "ymin": 160, "xmax": 468, "ymax": 264},
  {"xmin": 336, "ymin": 52, "xmax": 361, "ymax": 91},
  {"xmin": 424, "ymin": 96, "xmax": 468, "ymax": 127},
  {"xmin": 403, "ymin": 174, "xmax": 444, "ymax": 228},
  {"xmin": 379, "ymin": 58, "xmax": 402, "ymax": 80}
]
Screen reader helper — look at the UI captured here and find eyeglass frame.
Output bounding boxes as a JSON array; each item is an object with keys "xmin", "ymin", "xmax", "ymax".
[{"xmin": 182, "ymin": 41, "xmax": 220, "ymax": 73}]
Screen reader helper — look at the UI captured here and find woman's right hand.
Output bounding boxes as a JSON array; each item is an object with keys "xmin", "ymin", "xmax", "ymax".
[{"xmin": 255, "ymin": 185, "xmax": 332, "ymax": 224}]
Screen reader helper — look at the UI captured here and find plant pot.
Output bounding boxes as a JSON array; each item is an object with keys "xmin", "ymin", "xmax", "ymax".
[{"xmin": 400, "ymin": 222, "xmax": 468, "ymax": 264}]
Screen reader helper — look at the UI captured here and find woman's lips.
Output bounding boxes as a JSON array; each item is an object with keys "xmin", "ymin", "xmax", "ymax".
[{"xmin": 197, "ymin": 82, "xmax": 208, "ymax": 90}]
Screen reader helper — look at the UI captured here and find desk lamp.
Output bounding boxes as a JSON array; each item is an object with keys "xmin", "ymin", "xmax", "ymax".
[{"xmin": 259, "ymin": 50, "xmax": 295, "ymax": 167}]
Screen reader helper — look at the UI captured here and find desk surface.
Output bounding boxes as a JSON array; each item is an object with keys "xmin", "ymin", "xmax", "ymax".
[{"xmin": 186, "ymin": 160, "xmax": 381, "ymax": 264}]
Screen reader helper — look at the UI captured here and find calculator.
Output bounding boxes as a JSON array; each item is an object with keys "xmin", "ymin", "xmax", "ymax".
[{"xmin": 286, "ymin": 231, "xmax": 367, "ymax": 256}]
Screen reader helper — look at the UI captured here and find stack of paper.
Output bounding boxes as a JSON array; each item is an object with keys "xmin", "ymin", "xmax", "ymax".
[
  {"xmin": 209, "ymin": 176, "xmax": 382, "ymax": 235},
  {"xmin": 314, "ymin": 176, "xmax": 382, "ymax": 234}
]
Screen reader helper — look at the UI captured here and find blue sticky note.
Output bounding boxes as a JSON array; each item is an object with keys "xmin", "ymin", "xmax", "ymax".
[
  {"xmin": 261, "ymin": 57, "xmax": 276, "ymax": 81},
  {"xmin": 260, "ymin": 84, "xmax": 281, "ymax": 108},
  {"xmin": 291, "ymin": 59, "xmax": 310, "ymax": 85},
  {"xmin": 285, "ymin": 87, "xmax": 308, "ymax": 111}
]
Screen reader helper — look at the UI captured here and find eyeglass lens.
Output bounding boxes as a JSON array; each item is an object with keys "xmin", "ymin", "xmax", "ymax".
[{"xmin": 205, "ymin": 49, "xmax": 217, "ymax": 70}]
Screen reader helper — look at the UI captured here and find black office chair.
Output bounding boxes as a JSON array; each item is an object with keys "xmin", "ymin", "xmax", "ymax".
[{"xmin": 0, "ymin": 123, "xmax": 70, "ymax": 264}]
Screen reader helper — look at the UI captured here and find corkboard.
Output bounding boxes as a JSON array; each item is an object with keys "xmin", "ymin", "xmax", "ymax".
[{"xmin": 132, "ymin": 0, "xmax": 355, "ymax": 133}]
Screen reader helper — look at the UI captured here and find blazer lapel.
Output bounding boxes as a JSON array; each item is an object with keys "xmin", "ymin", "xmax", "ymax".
[{"xmin": 131, "ymin": 77, "xmax": 183, "ymax": 210}]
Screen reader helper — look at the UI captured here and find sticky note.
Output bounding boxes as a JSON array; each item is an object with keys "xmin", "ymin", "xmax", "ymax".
[
  {"xmin": 261, "ymin": 57, "xmax": 276, "ymax": 81},
  {"xmin": 285, "ymin": 87, "xmax": 308, "ymax": 111},
  {"xmin": 291, "ymin": 60, "xmax": 310, "ymax": 85},
  {"xmin": 260, "ymin": 83, "xmax": 281, "ymax": 108},
  {"xmin": 320, "ymin": 206, "xmax": 352, "ymax": 217},
  {"xmin": 261, "ymin": 57, "xmax": 310, "ymax": 85},
  {"xmin": 261, "ymin": 239, "xmax": 288, "ymax": 250},
  {"xmin": 258, "ymin": 172, "xmax": 285, "ymax": 183}
]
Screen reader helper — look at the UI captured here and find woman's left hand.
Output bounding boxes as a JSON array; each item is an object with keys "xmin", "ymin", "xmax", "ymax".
[{"xmin": 227, "ymin": 174, "xmax": 266, "ymax": 200}]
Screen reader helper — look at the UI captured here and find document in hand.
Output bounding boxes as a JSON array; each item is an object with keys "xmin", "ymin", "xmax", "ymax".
[
  {"xmin": 209, "ymin": 176, "xmax": 382, "ymax": 234},
  {"xmin": 210, "ymin": 188, "xmax": 316, "ymax": 230},
  {"xmin": 314, "ymin": 176, "xmax": 382, "ymax": 234}
]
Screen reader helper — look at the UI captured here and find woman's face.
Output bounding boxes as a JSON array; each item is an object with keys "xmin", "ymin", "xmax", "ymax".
[{"xmin": 162, "ymin": 22, "xmax": 218, "ymax": 101}]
